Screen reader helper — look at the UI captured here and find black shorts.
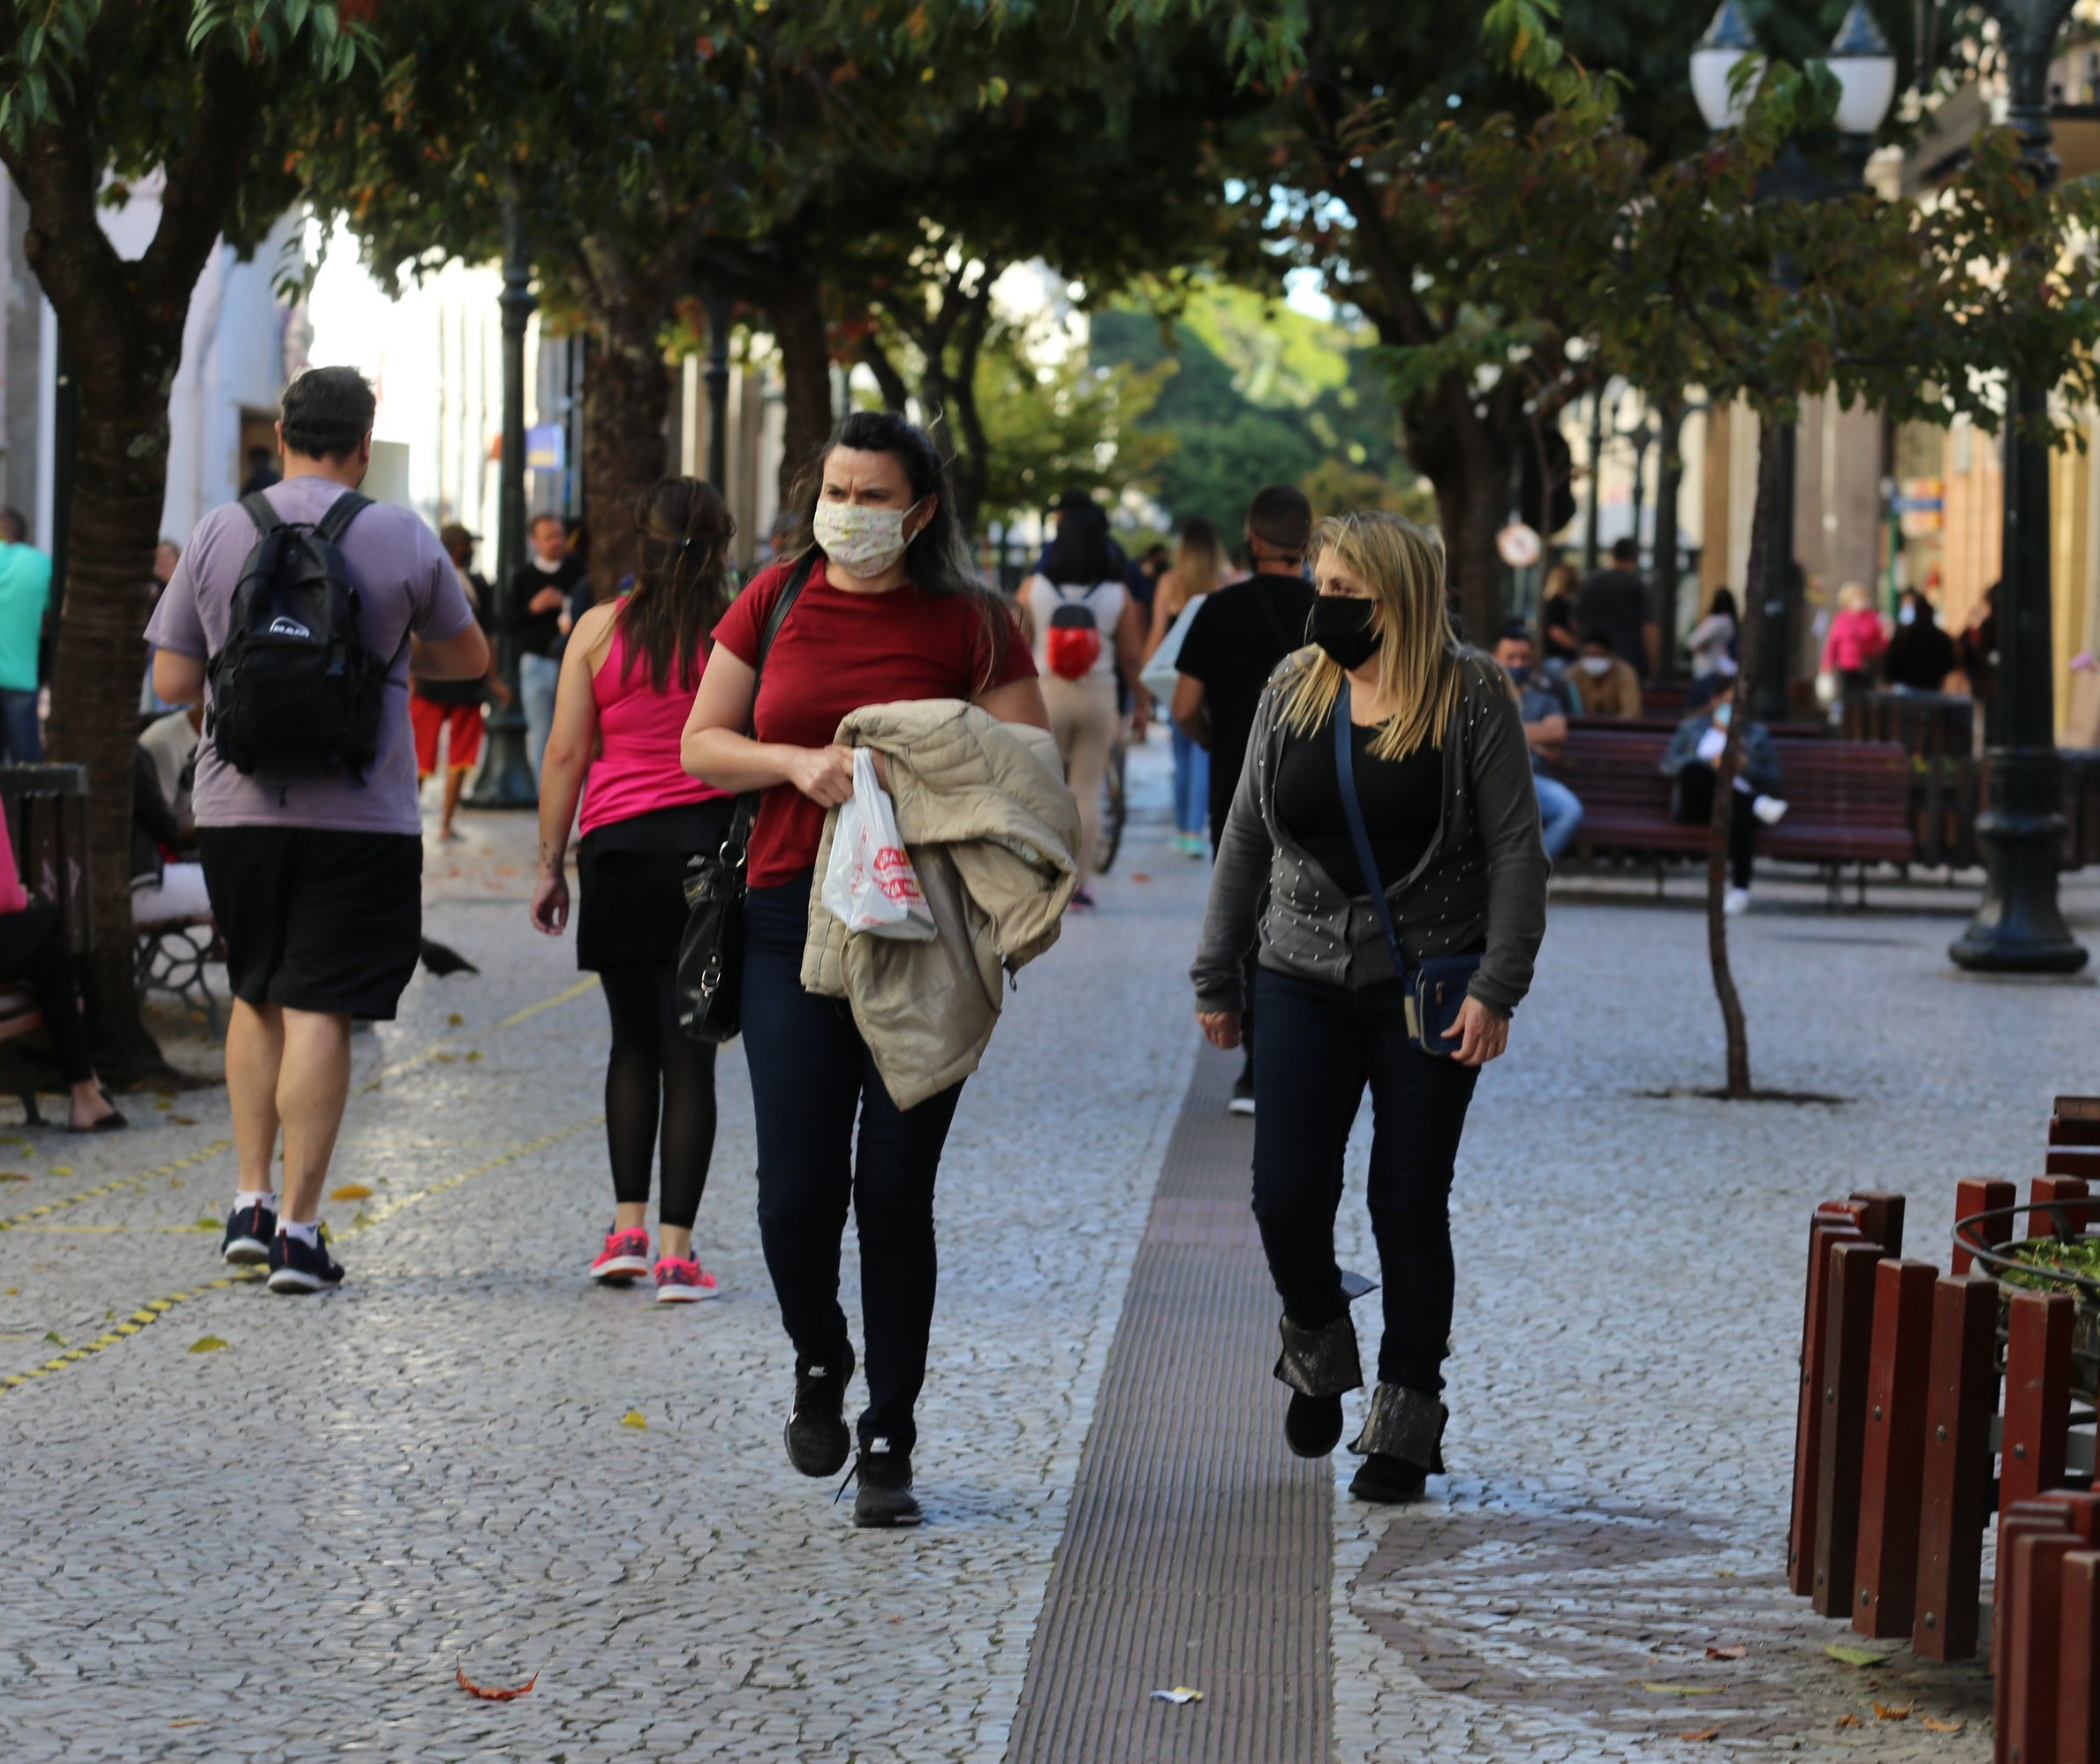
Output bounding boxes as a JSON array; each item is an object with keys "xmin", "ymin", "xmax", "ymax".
[{"xmin": 198, "ymin": 826, "xmax": 423, "ymax": 1020}]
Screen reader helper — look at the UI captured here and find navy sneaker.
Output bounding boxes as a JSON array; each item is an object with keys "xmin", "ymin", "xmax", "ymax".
[
  {"xmin": 267, "ymin": 1226, "xmax": 344, "ymax": 1294},
  {"xmin": 221, "ymin": 1202, "xmax": 276, "ymax": 1268}
]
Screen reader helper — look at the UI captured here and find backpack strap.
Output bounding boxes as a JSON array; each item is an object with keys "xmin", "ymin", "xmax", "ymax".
[
  {"xmin": 239, "ymin": 494, "xmax": 284, "ymax": 538},
  {"xmin": 313, "ymin": 491, "xmax": 371, "ymax": 545}
]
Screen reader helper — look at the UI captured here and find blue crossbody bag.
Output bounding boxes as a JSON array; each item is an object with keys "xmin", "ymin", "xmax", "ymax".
[{"xmin": 1333, "ymin": 680, "xmax": 1479, "ymax": 1058}]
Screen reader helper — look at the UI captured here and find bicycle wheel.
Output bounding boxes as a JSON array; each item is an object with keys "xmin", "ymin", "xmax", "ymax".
[{"xmin": 1096, "ymin": 739, "xmax": 1128, "ymax": 875}]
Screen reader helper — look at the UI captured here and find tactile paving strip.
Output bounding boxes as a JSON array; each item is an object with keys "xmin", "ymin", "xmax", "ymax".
[{"xmin": 1005, "ymin": 1044, "xmax": 1333, "ymax": 1763}]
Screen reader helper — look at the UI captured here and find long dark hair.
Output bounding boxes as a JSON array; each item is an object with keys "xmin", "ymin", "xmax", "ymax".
[
  {"xmin": 789, "ymin": 409, "xmax": 1016, "ymax": 685},
  {"xmin": 621, "ymin": 476, "xmax": 735, "ymax": 694},
  {"xmin": 1042, "ymin": 499, "xmax": 1114, "ymax": 585}
]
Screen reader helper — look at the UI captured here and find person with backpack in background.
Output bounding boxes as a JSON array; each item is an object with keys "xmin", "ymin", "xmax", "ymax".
[
  {"xmin": 1019, "ymin": 499, "xmax": 1147, "ymax": 907},
  {"xmin": 147, "ymin": 366, "xmax": 489, "ymax": 1294},
  {"xmin": 1171, "ymin": 484, "xmax": 1317, "ymax": 1116},
  {"xmin": 527, "ymin": 478, "xmax": 738, "ymax": 1303}
]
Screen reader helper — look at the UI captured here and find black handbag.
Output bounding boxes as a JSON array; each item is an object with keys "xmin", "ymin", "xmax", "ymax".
[
  {"xmin": 1333, "ymin": 679, "xmax": 1481, "ymax": 1057},
  {"xmin": 674, "ymin": 555, "xmax": 816, "ymax": 1044}
]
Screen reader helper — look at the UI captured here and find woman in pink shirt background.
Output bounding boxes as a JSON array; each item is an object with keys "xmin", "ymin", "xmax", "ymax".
[
  {"xmin": 1822, "ymin": 581, "xmax": 1889, "ymax": 696},
  {"xmin": 529, "ymin": 478, "xmax": 736, "ymax": 1301}
]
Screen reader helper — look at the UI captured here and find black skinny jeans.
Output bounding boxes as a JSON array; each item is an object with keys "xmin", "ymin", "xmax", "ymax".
[
  {"xmin": 1673, "ymin": 762, "xmax": 1757, "ymax": 890},
  {"xmin": 1251, "ymin": 964, "xmax": 1478, "ymax": 1395},
  {"xmin": 598, "ymin": 964, "xmax": 717, "ymax": 1232},
  {"xmin": 0, "ymin": 903, "xmax": 93, "ymax": 1084},
  {"xmin": 741, "ymin": 875, "xmax": 963, "ymax": 1456}
]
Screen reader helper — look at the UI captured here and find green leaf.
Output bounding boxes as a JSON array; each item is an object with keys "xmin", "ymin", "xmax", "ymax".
[
  {"xmin": 1641, "ymin": 1683, "xmax": 1726, "ymax": 1695},
  {"xmin": 1824, "ymin": 1644, "xmax": 1891, "ymax": 1669},
  {"xmin": 187, "ymin": 1336, "xmax": 229, "ymax": 1353},
  {"xmin": 41, "ymin": 1330, "xmax": 63, "ymax": 1345}
]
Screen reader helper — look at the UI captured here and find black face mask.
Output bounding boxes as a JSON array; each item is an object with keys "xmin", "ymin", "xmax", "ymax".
[{"xmin": 1311, "ymin": 595, "xmax": 1379, "ymax": 670}]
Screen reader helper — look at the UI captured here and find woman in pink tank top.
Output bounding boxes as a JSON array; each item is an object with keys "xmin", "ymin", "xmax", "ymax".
[{"xmin": 528, "ymin": 478, "xmax": 734, "ymax": 1303}]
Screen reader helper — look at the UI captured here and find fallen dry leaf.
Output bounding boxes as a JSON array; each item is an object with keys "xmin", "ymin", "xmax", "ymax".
[
  {"xmin": 49, "ymin": 1165, "xmax": 71, "ymax": 1177},
  {"xmin": 1129, "ymin": 872, "xmax": 1152, "ymax": 883},
  {"xmin": 621, "ymin": 1410, "xmax": 647, "ymax": 1430},
  {"xmin": 171, "ymin": 1115, "xmax": 197, "ymax": 1126},
  {"xmin": 1705, "ymin": 1644, "xmax": 1747, "ymax": 1661},
  {"xmin": 456, "ymin": 1663, "xmax": 537, "ymax": 1702},
  {"xmin": 188, "ymin": 1337, "xmax": 228, "ymax": 1354},
  {"xmin": 1641, "ymin": 1683, "xmax": 1724, "ymax": 1696},
  {"xmin": 329, "ymin": 1184, "xmax": 374, "ymax": 1202},
  {"xmin": 1824, "ymin": 1643, "xmax": 1889, "ymax": 1669},
  {"xmin": 447, "ymin": 1013, "xmax": 465, "ymax": 1027},
  {"xmin": 433, "ymin": 1052, "xmax": 457, "ymax": 1065},
  {"xmin": 1835, "ymin": 1714, "xmax": 1862, "ymax": 1729},
  {"xmin": 0, "ymin": 1171, "xmax": 26, "ymax": 1181},
  {"xmin": 1678, "ymin": 1730, "xmax": 1719, "ymax": 1743},
  {"xmin": 1921, "ymin": 1716, "xmax": 1965, "ymax": 1734},
  {"xmin": 1873, "ymin": 1702, "xmax": 1913, "ymax": 1722}
]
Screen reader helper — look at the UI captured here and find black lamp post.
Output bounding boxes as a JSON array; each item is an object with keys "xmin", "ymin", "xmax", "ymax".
[
  {"xmin": 703, "ymin": 287, "xmax": 733, "ymax": 489},
  {"xmin": 1692, "ymin": 2, "xmax": 1896, "ymax": 724},
  {"xmin": 465, "ymin": 188, "xmax": 539, "ymax": 810},
  {"xmin": 1950, "ymin": 0, "xmax": 2087, "ymax": 973}
]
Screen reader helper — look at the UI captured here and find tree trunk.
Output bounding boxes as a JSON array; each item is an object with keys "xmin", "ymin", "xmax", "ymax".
[
  {"xmin": 1704, "ymin": 423, "xmax": 1776, "ymax": 1100},
  {"xmin": 1407, "ymin": 375, "xmax": 1515, "ymax": 647},
  {"xmin": 767, "ymin": 274, "xmax": 834, "ymax": 509},
  {"xmin": 578, "ymin": 300, "xmax": 672, "ymax": 606}
]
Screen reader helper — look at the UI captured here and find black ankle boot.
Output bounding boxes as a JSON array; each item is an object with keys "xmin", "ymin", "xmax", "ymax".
[
  {"xmin": 1348, "ymin": 1382, "xmax": 1447, "ymax": 1502},
  {"xmin": 1274, "ymin": 1314, "xmax": 1362, "ymax": 1459},
  {"xmin": 784, "ymin": 1345, "xmax": 855, "ymax": 1477}
]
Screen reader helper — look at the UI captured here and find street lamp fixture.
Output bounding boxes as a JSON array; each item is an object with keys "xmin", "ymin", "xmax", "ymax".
[
  {"xmin": 1828, "ymin": 3, "xmax": 1900, "ymax": 139},
  {"xmin": 1691, "ymin": 0, "xmax": 1758, "ymax": 132}
]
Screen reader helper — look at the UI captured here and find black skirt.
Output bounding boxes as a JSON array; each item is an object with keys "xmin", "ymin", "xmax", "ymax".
[{"xmin": 575, "ymin": 798, "xmax": 737, "ymax": 973}]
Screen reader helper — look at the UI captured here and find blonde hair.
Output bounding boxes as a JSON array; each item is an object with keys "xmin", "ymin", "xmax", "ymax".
[
  {"xmin": 1839, "ymin": 581, "xmax": 1872, "ymax": 614},
  {"xmin": 1173, "ymin": 518, "xmax": 1224, "ymax": 602},
  {"xmin": 1281, "ymin": 511, "xmax": 1463, "ymax": 763}
]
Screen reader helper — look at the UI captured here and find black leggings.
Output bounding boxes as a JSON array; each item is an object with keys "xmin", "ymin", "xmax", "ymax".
[
  {"xmin": 599, "ymin": 964, "xmax": 717, "ymax": 1231},
  {"xmin": 1673, "ymin": 762, "xmax": 1757, "ymax": 890},
  {"xmin": 0, "ymin": 904, "xmax": 93, "ymax": 1085}
]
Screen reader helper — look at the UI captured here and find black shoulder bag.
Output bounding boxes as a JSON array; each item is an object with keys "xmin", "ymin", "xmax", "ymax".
[
  {"xmin": 1333, "ymin": 679, "xmax": 1479, "ymax": 1058},
  {"xmin": 675, "ymin": 555, "xmax": 817, "ymax": 1044}
]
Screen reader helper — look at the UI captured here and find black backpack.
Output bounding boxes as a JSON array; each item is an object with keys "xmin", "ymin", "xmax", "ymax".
[{"xmin": 207, "ymin": 492, "xmax": 387, "ymax": 777}]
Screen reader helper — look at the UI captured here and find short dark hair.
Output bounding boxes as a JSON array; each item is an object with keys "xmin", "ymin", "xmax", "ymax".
[
  {"xmin": 1247, "ymin": 485, "xmax": 1312, "ymax": 557},
  {"xmin": 0, "ymin": 509, "xmax": 26, "ymax": 544},
  {"xmin": 529, "ymin": 511, "xmax": 564, "ymax": 534},
  {"xmin": 1610, "ymin": 537, "xmax": 1639, "ymax": 566},
  {"xmin": 279, "ymin": 366, "xmax": 375, "ymax": 460},
  {"xmin": 1496, "ymin": 621, "xmax": 1532, "ymax": 646}
]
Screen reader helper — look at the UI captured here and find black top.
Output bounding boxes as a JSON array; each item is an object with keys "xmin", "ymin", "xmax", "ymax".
[
  {"xmin": 1274, "ymin": 718, "xmax": 1444, "ymax": 898},
  {"xmin": 509, "ymin": 555, "xmax": 588, "ymax": 659},
  {"xmin": 1885, "ymin": 618, "xmax": 1956, "ymax": 692},
  {"xmin": 1573, "ymin": 568, "xmax": 1650, "ymax": 675},
  {"xmin": 1175, "ymin": 569, "xmax": 1317, "ymax": 837},
  {"xmin": 1540, "ymin": 590, "xmax": 1578, "ymax": 660}
]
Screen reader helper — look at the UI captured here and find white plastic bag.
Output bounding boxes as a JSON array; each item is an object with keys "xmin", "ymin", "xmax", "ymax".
[
  {"xmin": 820, "ymin": 749, "xmax": 937, "ymax": 940},
  {"xmin": 1139, "ymin": 598, "xmax": 1202, "ymax": 702}
]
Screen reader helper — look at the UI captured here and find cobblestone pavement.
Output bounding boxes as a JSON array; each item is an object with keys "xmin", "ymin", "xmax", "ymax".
[{"xmin": 2, "ymin": 736, "xmax": 2092, "ymax": 1761}]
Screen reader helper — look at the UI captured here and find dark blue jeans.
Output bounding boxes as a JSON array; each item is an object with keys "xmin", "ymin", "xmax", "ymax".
[
  {"xmin": 740, "ymin": 874, "xmax": 963, "ymax": 1455},
  {"xmin": 1251, "ymin": 964, "xmax": 1479, "ymax": 1394},
  {"xmin": 0, "ymin": 688, "xmax": 41, "ymax": 763}
]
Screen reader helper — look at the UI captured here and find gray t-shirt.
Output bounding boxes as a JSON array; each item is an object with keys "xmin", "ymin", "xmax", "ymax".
[{"xmin": 145, "ymin": 475, "xmax": 475, "ymax": 835}]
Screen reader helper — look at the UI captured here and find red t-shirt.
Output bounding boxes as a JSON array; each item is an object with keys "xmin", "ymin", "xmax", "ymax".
[{"xmin": 711, "ymin": 560, "xmax": 1038, "ymax": 888}]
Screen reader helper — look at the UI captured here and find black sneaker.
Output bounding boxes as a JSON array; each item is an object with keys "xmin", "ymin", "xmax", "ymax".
[
  {"xmin": 850, "ymin": 1441, "xmax": 923, "ymax": 1528},
  {"xmin": 221, "ymin": 1202, "xmax": 276, "ymax": 1268},
  {"xmin": 266, "ymin": 1226, "xmax": 344, "ymax": 1294},
  {"xmin": 784, "ymin": 1346, "xmax": 855, "ymax": 1477},
  {"xmin": 1349, "ymin": 1452, "xmax": 1429, "ymax": 1504},
  {"xmin": 1228, "ymin": 1075, "xmax": 1256, "ymax": 1117}
]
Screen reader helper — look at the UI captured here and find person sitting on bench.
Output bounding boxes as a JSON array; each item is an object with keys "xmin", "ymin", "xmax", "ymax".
[
  {"xmin": 1569, "ymin": 625, "xmax": 1643, "ymax": 720},
  {"xmin": 1660, "ymin": 676, "xmax": 1789, "ymax": 917},
  {"xmin": 0, "ymin": 807, "xmax": 122, "ymax": 1130}
]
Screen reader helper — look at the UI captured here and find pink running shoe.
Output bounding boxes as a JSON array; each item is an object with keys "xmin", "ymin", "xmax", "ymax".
[
  {"xmin": 591, "ymin": 1227, "xmax": 651, "ymax": 1283},
  {"xmin": 653, "ymin": 1255, "xmax": 720, "ymax": 1304}
]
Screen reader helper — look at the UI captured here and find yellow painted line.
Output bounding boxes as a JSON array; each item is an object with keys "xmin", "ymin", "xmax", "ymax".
[
  {"xmin": 359, "ymin": 975, "xmax": 599, "ymax": 1093},
  {"xmin": 0, "ymin": 1140, "xmax": 234, "ymax": 1235},
  {"xmin": 0, "ymin": 1113, "xmax": 601, "ymax": 1400},
  {"xmin": 350, "ymin": 1114, "xmax": 601, "ymax": 1232},
  {"xmin": 0, "ymin": 1270, "xmax": 261, "ymax": 1391}
]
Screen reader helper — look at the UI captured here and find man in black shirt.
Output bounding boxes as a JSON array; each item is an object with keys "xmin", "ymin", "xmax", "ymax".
[
  {"xmin": 1573, "ymin": 538, "xmax": 1658, "ymax": 681},
  {"xmin": 1172, "ymin": 484, "xmax": 1315, "ymax": 1115},
  {"xmin": 509, "ymin": 510, "xmax": 587, "ymax": 781}
]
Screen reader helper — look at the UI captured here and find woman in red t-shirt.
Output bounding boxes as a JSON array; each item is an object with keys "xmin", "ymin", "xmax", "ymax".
[{"xmin": 684, "ymin": 411, "xmax": 1046, "ymax": 1528}]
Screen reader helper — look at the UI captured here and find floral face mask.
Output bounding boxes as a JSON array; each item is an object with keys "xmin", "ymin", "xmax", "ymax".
[{"xmin": 813, "ymin": 497, "xmax": 922, "ymax": 577}]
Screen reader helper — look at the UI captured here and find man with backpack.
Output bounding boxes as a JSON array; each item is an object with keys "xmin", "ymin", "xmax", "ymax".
[
  {"xmin": 1170, "ymin": 484, "xmax": 1315, "ymax": 1114},
  {"xmin": 147, "ymin": 366, "xmax": 489, "ymax": 1294}
]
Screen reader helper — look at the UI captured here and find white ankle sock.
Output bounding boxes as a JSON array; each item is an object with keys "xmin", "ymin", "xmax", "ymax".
[
  {"xmin": 234, "ymin": 1190, "xmax": 275, "ymax": 1213},
  {"xmin": 280, "ymin": 1219, "xmax": 320, "ymax": 1248}
]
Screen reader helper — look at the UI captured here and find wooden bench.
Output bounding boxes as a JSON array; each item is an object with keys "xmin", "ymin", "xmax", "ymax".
[
  {"xmin": 1559, "ymin": 727, "xmax": 1915, "ymax": 903},
  {"xmin": 134, "ymin": 915, "xmax": 223, "ymax": 1032}
]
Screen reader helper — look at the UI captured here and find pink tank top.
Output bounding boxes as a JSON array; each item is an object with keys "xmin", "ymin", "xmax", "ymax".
[{"xmin": 578, "ymin": 619, "xmax": 728, "ymax": 836}]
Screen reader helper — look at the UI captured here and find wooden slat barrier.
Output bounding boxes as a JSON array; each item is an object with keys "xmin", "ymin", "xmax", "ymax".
[
  {"xmin": 1915, "ymin": 1273, "xmax": 2000, "ymax": 1661},
  {"xmin": 2003, "ymin": 1291, "xmax": 2078, "ymax": 1524},
  {"xmin": 1789, "ymin": 1203, "xmax": 1871, "ymax": 1595},
  {"xmin": 1993, "ymin": 1494, "xmax": 2100, "ymax": 1764},
  {"xmin": 1953, "ymin": 1178, "xmax": 2019, "ymax": 1277},
  {"xmin": 1854, "ymin": 1258, "xmax": 1938, "ymax": 1638},
  {"xmin": 1813, "ymin": 1239, "xmax": 1885, "ymax": 1618}
]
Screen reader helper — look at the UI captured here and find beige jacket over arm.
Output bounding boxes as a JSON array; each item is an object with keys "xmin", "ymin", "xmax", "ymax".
[{"xmin": 802, "ymin": 698, "xmax": 1083, "ymax": 1110}]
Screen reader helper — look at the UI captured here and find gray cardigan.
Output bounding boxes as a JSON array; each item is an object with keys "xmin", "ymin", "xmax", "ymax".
[{"xmin": 1191, "ymin": 649, "xmax": 1549, "ymax": 1017}]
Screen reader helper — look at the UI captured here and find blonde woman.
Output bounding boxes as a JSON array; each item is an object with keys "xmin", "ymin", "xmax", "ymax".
[
  {"xmin": 1144, "ymin": 516, "xmax": 1228, "ymax": 855},
  {"xmin": 1190, "ymin": 511, "xmax": 1548, "ymax": 1504}
]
